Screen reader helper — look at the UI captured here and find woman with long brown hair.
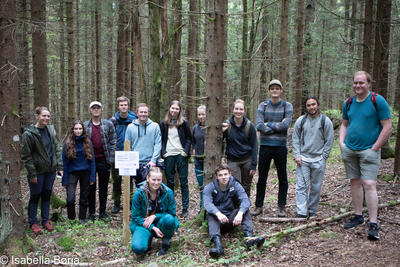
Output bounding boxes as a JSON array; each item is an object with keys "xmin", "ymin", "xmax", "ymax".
[{"xmin": 62, "ymin": 120, "xmax": 95, "ymax": 223}]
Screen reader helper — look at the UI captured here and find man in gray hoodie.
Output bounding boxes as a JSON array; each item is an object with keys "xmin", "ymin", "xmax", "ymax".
[{"xmin": 292, "ymin": 96, "xmax": 334, "ymax": 218}]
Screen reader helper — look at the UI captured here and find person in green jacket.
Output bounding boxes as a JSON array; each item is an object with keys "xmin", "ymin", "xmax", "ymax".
[
  {"xmin": 21, "ymin": 107, "xmax": 63, "ymax": 234},
  {"xmin": 130, "ymin": 167, "xmax": 179, "ymax": 257}
]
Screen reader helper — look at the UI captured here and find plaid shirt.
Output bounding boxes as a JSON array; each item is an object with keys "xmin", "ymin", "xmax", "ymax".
[{"xmin": 84, "ymin": 117, "xmax": 117, "ymax": 163}]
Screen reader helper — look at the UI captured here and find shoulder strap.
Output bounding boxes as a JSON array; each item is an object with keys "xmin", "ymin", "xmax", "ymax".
[
  {"xmin": 245, "ymin": 120, "xmax": 251, "ymax": 138},
  {"xmin": 371, "ymin": 92, "xmax": 378, "ymax": 112},
  {"xmin": 111, "ymin": 116, "xmax": 117, "ymax": 128},
  {"xmin": 320, "ymin": 114, "xmax": 326, "ymax": 130},
  {"xmin": 346, "ymin": 94, "xmax": 356, "ymax": 112}
]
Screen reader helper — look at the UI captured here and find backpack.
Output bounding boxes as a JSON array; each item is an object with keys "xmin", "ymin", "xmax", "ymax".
[
  {"xmin": 345, "ymin": 92, "xmax": 378, "ymax": 113},
  {"xmin": 226, "ymin": 119, "xmax": 252, "ymax": 138},
  {"xmin": 299, "ymin": 114, "xmax": 326, "ymax": 145}
]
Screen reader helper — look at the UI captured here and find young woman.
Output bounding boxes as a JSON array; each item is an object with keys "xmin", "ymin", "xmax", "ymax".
[
  {"xmin": 21, "ymin": 107, "xmax": 63, "ymax": 234},
  {"xmin": 222, "ymin": 99, "xmax": 258, "ymax": 197},
  {"xmin": 192, "ymin": 105, "xmax": 206, "ymax": 212},
  {"xmin": 160, "ymin": 100, "xmax": 192, "ymax": 218},
  {"xmin": 130, "ymin": 167, "xmax": 179, "ymax": 256},
  {"xmin": 62, "ymin": 120, "xmax": 96, "ymax": 222}
]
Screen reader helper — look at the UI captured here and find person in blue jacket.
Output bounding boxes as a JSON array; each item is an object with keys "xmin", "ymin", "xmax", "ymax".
[
  {"xmin": 62, "ymin": 120, "xmax": 96, "ymax": 223},
  {"xmin": 109, "ymin": 96, "xmax": 138, "ymax": 214},
  {"xmin": 160, "ymin": 100, "xmax": 192, "ymax": 218},
  {"xmin": 130, "ymin": 167, "xmax": 179, "ymax": 257},
  {"xmin": 192, "ymin": 105, "xmax": 206, "ymax": 213}
]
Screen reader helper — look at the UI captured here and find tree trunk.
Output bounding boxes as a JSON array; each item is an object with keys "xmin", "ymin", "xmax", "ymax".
[
  {"xmin": 317, "ymin": 20, "xmax": 325, "ymax": 103},
  {"xmin": 294, "ymin": 0, "xmax": 305, "ymax": 120},
  {"xmin": 362, "ymin": 0, "xmax": 373, "ymax": 73},
  {"xmin": 95, "ymin": 1, "xmax": 102, "ymax": 102},
  {"xmin": 59, "ymin": 2, "xmax": 66, "ymax": 132},
  {"xmin": 133, "ymin": 0, "xmax": 146, "ymax": 103},
  {"xmin": 67, "ymin": 0, "xmax": 75, "ymax": 126},
  {"xmin": 107, "ymin": 3, "xmax": 115, "ymax": 115},
  {"xmin": 204, "ymin": 0, "xmax": 226, "ymax": 185},
  {"xmin": 171, "ymin": 0, "xmax": 182, "ymax": 102},
  {"xmin": 116, "ymin": 0, "xmax": 126, "ymax": 98},
  {"xmin": 0, "ymin": 0, "xmax": 30, "ymax": 255},
  {"xmin": 187, "ymin": 0, "xmax": 198, "ymax": 128},
  {"xmin": 75, "ymin": 0, "xmax": 81, "ymax": 119},
  {"xmin": 394, "ymin": 100, "xmax": 400, "ymax": 175},
  {"xmin": 278, "ymin": 0, "xmax": 290, "ymax": 99},
  {"xmin": 395, "ymin": 44, "xmax": 400, "ymax": 111},
  {"xmin": 241, "ymin": 0, "xmax": 249, "ymax": 107},
  {"xmin": 31, "ymin": 0, "xmax": 48, "ymax": 108},
  {"xmin": 123, "ymin": 2, "xmax": 131, "ymax": 100},
  {"xmin": 259, "ymin": 12, "xmax": 268, "ymax": 103}
]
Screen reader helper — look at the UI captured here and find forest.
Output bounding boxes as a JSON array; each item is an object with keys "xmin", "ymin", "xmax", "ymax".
[{"xmin": 0, "ymin": 0, "xmax": 400, "ymax": 266}]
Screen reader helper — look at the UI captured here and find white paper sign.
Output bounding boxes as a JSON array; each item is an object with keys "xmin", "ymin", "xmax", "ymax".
[
  {"xmin": 115, "ymin": 151, "xmax": 139, "ymax": 170},
  {"xmin": 119, "ymin": 168, "xmax": 137, "ymax": 176}
]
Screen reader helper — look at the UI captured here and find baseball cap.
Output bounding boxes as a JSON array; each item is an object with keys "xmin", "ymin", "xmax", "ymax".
[
  {"xmin": 89, "ymin": 101, "xmax": 102, "ymax": 109},
  {"xmin": 268, "ymin": 79, "xmax": 282, "ymax": 89}
]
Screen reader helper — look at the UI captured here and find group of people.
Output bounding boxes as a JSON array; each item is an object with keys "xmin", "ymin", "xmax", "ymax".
[{"xmin": 21, "ymin": 71, "xmax": 392, "ymax": 257}]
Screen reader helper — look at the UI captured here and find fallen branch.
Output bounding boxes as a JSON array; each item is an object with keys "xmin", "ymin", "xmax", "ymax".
[
  {"xmin": 100, "ymin": 258, "xmax": 126, "ymax": 266},
  {"xmin": 393, "ymin": 173, "xmax": 399, "ymax": 186},
  {"xmin": 259, "ymin": 217, "xmax": 308, "ymax": 223},
  {"xmin": 246, "ymin": 198, "xmax": 400, "ymax": 242},
  {"xmin": 320, "ymin": 183, "xmax": 347, "ymax": 197},
  {"xmin": 310, "ymin": 247, "xmax": 339, "ymax": 260},
  {"xmin": 378, "ymin": 216, "xmax": 400, "ymax": 226},
  {"xmin": 319, "ymin": 202, "xmax": 347, "ymax": 208}
]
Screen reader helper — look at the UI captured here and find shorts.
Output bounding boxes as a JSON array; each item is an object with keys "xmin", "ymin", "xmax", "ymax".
[{"xmin": 341, "ymin": 146, "xmax": 381, "ymax": 181}]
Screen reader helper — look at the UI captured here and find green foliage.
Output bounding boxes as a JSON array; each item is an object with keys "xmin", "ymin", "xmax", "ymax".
[
  {"xmin": 321, "ymin": 231, "xmax": 339, "ymax": 240},
  {"xmin": 56, "ymin": 237, "xmax": 74, "ymax": 252},
  {"xmin": 379, "ymin": 174, "xmax": 394, "ymax": 181}
]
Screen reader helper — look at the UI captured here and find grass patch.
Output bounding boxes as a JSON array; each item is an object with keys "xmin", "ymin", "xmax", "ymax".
[{"xmin": 56, "ymin": 237, "xmax": 74, "ymax": 252}]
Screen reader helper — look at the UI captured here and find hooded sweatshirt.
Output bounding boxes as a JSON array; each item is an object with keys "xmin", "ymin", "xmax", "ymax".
[
  {"xmin": 110, "ymin": 110, "xmax": 138, "ymax": 151},
  {"xmin": 125, "ymin": 118, "xmax": 162, "ymax": 164}
]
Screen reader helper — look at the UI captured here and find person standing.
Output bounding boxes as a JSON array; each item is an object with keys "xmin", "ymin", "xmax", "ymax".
[
  {"xmin": 192, "ymin": 105, "xmax": 206, "ymax": 212},
  {"xmin": 252, "ymin": 79, "xmax": 293, "ymax": 217},
  {"xmin": 62, "ymin": 120, "xmax": 96, "ymax": 223},
  {"xmin": 292, "ymin": 96, "xmax": 334, "ymax": 218},
  {"xmin": 21, "ymin": 107, "xmax": 63, "ymax": 234},
  {"xmin": 125, "ymin": 103, "xmax": 162, "ymax": 186},
  {"xmin": 221, "ymin": 99, "xmax": 258, "ymax": 197},
  {"xmin": 109, "ymin": 96, "xmax": 138, "ymax": 214},
  {"xmin": 160, "ymin": 100, "xmax": 192, "ymax": 218},
  {"xmin": 84, "ymin": 101, "xmax": 117, "ymax": 221},
  {"xmin": 340, "ymin": 71, "xmax": 392, "ymax": 240}
]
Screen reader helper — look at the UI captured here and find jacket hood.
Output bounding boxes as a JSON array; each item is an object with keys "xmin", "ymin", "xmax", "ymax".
[
  {"xmin": 138, "ymin": 181, "xmax": 167, "ymax": 195},
  {"xmin": 132, "ymin": 118, "xmax": 153, "ymax": 126},
  {"xmin": 114, "ymin": 110, "xmax": 138, "ymax": 123},
  {"xmin": 24, "ymin": 124, "xmax": 54, "ymax": 135},
  {"xmin": 228, "ymin": 115, "xmax": 248, "ymax": 128}
]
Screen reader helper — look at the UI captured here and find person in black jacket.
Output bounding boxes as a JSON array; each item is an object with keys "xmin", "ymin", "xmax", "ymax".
[
  {"xmin": 204, "ymin": 164, "xmax": 264, "ymax": 257},
  {"xmin": 222, "ymin": 99, "xmax": 258, "ymax": 197},
  {"xmin": 160, "ymin": 100, "xmax": 192, "ymax": 218}
]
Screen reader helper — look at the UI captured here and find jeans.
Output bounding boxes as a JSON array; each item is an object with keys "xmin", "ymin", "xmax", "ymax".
[
  {"xmin": 207, "ymin": 209, "xmax": 253, "ymax": 239},
  {"xmin": 164, "ymin": 155, "xmax": 189, "ymax": 210},
  {"xmin": 255, "ymin": 146, "xmax": 288, "ymax": 207},
  {"xmin": 28, "ymin": 172, "xmax": 56, "ymax": 225},
  {"xmin": 66, "ymin": 170, "xmax": 90, "ymax": 220},
  {"xmin": 89, "ymin": 160, "xmax": 111, "ymax": 215}
]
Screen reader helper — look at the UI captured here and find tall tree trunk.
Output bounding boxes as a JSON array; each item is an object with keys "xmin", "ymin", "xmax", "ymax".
[
  {"xmin": 59, "ymin": 2, "xmax": 66, "ymax": 131},
  {"xmin": 116, "ymin": 0, "xmax": 126, "ymax": 98},
  {"xmin": 31, "ymin": 0, "xmax": 48, "ymax": 107},
  {"xmin": 107, "ymin": 2, "xmax": 114, "ymax": 115},
  {"xmin": 362, "ymin": 0, "xmax": 373, "ymax": 73},
  {"xmin": 133, "ymin": 0, "xmax": 146, "ymax": 102},
  {"xmin": 67, "ymin": 0, "xmax": 75, "ymax": 126},
  {"xmin": 84, "ymin": 1, "xmax": 89, "ymax": 110},
  {"xmin": 395, "ymin": 101, "xmax": 400, "ymax": 175},
  {"xmin": 241, "ymin": 0, "xmax": 249, "ymax": 107},
  {"xmin": 0, "ymin": 0, "xmax": 28, "ymax": 255},
  {"xmin": 395, "ymin": 44, "xmax": 400, "ymax": 111},
  {"xmin": 171, "ymin": 0, "xmax": 182, "ymax": 101},
  {"xmin": 294, "ymin": 0, "xmax": 305, "ymax": 120},
  {"xmin": 259, "ymin": 11, "xmax": 268, "ymax": 104},
  {"xmin": 204, "ymin": 0, "xmax": 226, "ymax": 185},
  {"xmin": 317, "ymin": 20, "xmax": 325, "ymax": 103},
  {"xmin": 187, "ymin": 0, "xmax": 198, "ymax": 128},
  {"xmin": 278, "ymin": 0, "xmax": 290, "ymax": 100},
  {"xmin": 123, "ymin": 2, "xmax": 131, "ymax": 100},
  {"xmin": 95, "ymin": 1, "xmax": 102, "ymax": 102},
  {"xmin": 75, "ymin": 0, "xmax": 81, "ymax": 119}
]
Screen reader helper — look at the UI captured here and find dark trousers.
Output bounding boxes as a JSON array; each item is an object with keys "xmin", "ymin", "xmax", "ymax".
[
  {"xmin": 89, "ymin": 160, "xmax": 111, "ymax": 215},
  {"xmin": 66, "ymin": 170, "xmax": 90, "ymax": 220},
  {"xmin": 28, "ymin": 172, "xmax": 56, "ymax": 226},
  {"xmin": 111, "ymin": 164, "xmax": 141, "ymax": 202},
  {"xmin": 207, "ymin": 209, "xmax": 253, "ymax": 239},
  {"xmin": 165, "ymin": 155, "xmax": 189, "ymax": 210},
  {"xmin": 255, "ymin": 145, "xmax": 288, "ymax": 207}
]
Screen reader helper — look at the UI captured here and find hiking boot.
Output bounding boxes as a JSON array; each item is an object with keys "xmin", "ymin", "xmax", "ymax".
[
  {"xmin": 309, "ymin": 212, "xmax": 316, "ymax": 218},
  {"xmin": 180, "ymin": 209, "xmax": 188, "ymax": 218},
  {"xmin": 295, "ymin": 214, "xmax": 307, "ymax": 218},
  {"xmin": 209, "ymin": 236, "xmax": 224, "ymax": 257},
  {"xmin": 368, "ymin": 224, "xmax": 379, "ymax": 240},
  {"xmin": 344, "ymin": 216, "xmax": 364, "ymax": 229},
  {"xmin": 99, "ymin": 213, "xmax": 110, "ymax": 221},
  {"xmin": 87, "ymin": 214, "xmax": 96, "ymax": 222},
  {"xmin": 42, "ymin": 220, "xmax": 54, "ymax": 232},
  {"xmin": 277, "ymin": 204, "xmax": 286, "ymax": 218},
  {"xmin": 30, "ymin": 223, "xmax": 43, "ymax": 234},
  {"xmin": 157, "ymin": 244, "xmax": 170, "ymax": 257},
  {"xmin": 243, "ymin": 231, "xmax": 265, "ymax": 250},
  {"xmin": 111, "ymin": 201, "xmax": 121, "ymax": 214},
  {"xmin": 251, "ymin": 207, "xmax": 262, "ymax": 216}
]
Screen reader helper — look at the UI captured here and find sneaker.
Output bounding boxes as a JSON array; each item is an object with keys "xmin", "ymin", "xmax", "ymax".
[
  {"xmin": 42, "ymin": 220, "xmax": 54, "ymax": 232},
  {"xmin": 368, "ymin": 224, "xmax": 379, "ymax": 240},
  {"xmin": 180, "ymin": 209, "xmax": 188, "ymax": 218},
  {"xmin": 344, "ymin": 216, "xmax": 364, "ymax": 229},
  {"xmin": 309, "ymin": 212, "xmax": 316, "ymax": 218},
  {"xmin": 251, "ymin": 207, "xmax": 263, "ymax": 216},
  {"xmin": 295, "ymin": 214, "xmax": 307, "ymax": 218},
  {"xmin": 87, "ymin": 214, "xmax": 96, "ymax": 222},
  {"xmin": 277, "ymin": 204, "xmax": 286, "ymax": 218},
  {"xmin": 157, "ymin": 244, "xmax": 170, "ymax": 257},
  {"xmin": 30, "ymin": 223, "xmax": 43, "ymax": 234},
  {"xmin": 99, "ymin": 213, "xmax": 110, "ymax": 221}
]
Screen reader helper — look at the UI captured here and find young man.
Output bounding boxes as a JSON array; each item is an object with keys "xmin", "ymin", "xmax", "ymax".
[
  {"xmin": 84, "ymin": 101, "xmax": 117, "ymax": 221},
  {"xmin": 292, "ymin": 96, "xmax": 334, "ymax": 218},
  {"xmin": 252, "ymin": 79, "xmax": 293, "ymax": 217},
  {"xmin": 340, "ymin": 71, "xmax": 392, "ymax": 240},
  {"xmin": 125, "ymin": 103, "xmax": 162, "ymax": 185},
  {"xmin": 109, "ymin": 96, "xmax": 138, "ymax": 214},
  {"xmin": 204, "ymin": 164, "xmax": 265, "ymax": 257}
]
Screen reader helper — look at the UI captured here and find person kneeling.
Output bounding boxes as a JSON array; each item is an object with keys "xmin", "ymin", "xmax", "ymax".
[
  {"xmin": 130, "ymin": 167, "xmax": 179, "ymax": 257},
  {"xmin": 204, "ymin": 164, "xmax": 265, "ymax": 257}
]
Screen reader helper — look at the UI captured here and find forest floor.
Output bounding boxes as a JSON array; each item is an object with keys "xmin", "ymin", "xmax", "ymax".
[{"xmin": 21, "ymin": 137, "xmax": 400, "ymax": 267}]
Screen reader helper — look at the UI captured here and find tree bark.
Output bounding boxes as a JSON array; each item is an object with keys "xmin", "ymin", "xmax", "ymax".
[
  {"xmin": 241, "ymin": 0, "xmax": 249, "ymax": 108},
  {"xmin": 171, "ymin": 0, "xmax": 182, "ymax": 102},
  {"xmin": 278, "ymin": 0, "xmax": 290, "ymax": 100},
  {"xmin": 95, "ymin": 1, "xmax": 102, "ymax": 102},
  {"xmin": 75, "ymin": 0, "xmax": 81, "ymax": 119},
  {"xmin": 31, "ymin": 0, "xmax": 48, "ymax": 108},
  {"xmin": 294, "ymin": 0, "xmax": 305, "ymax": 120},
  {"xmin": 116, "ymin": 0, "xmax": 126, "ymax": 98},
  {"xmin": 59, "ymin": 2, "xmax": 66, "ymax": 132},
  {"xmin": 204, "ymin": 0, "xmax": 226, "ymax": 185},
  {"xmin": 362, "ymin": 0, "xmax": 373, "ymax": 73},
  {"xmin": 133, "ymin": 0, "xmax": 146, "ymax": 103},
  {"xmin": 0, "ymin": 0, "xmax": 30, "ymax": 255},
  {"xmin": 187, "ymin": 0, "xmax": 198, "ymax": 128},
  {"xmin": 67, "ymin": 0, "xmax": 75, "ymax": 126}
]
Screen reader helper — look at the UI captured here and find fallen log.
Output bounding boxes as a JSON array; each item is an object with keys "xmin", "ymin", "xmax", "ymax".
[
  {"xmin": 259, "ymin": 217, "xmax": 308, "ymax": 223},
  {"xmin": 246, "ymin": 198, "xmax": 400, "ymax": 242}
]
